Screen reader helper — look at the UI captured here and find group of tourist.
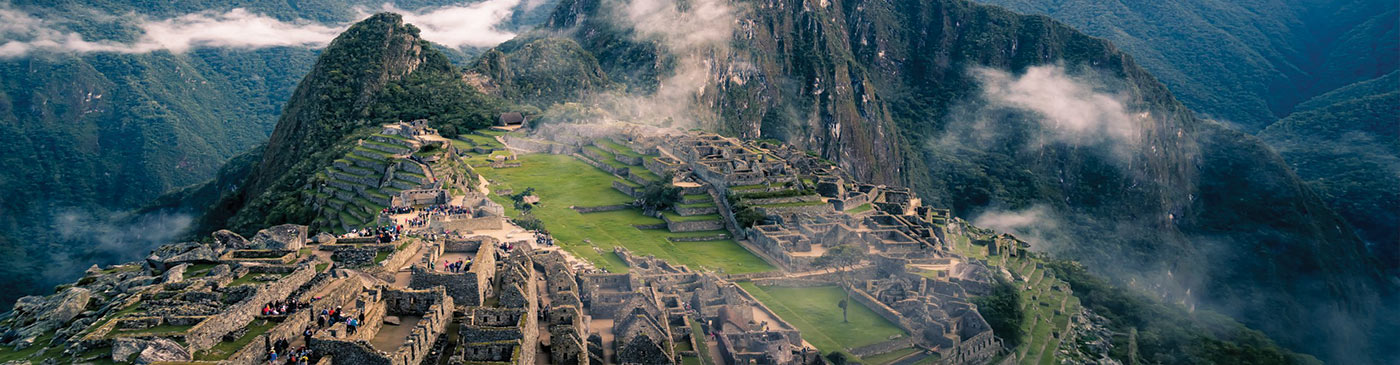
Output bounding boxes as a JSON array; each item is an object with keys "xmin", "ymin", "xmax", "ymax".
[
  {"xmin": 498, "ymin": 241, "xmax": 515, "ymax": 252},
  {"xmin": 443, "ymin": 259, "xmax": 471, "ymax": 273},
  {"xmin": 265, "ymin": 337, "xmax": 312, "ymax": 364},
  {"xmin": 314, "ymin": 305, "xmax": 366, "ymax": 337},
  {"xmin": 420, "ymin": 204, "xmax": 471, "ymax": 217},
  {"xmin": 534, "ymin": 231, "xmax": 554, "ymax": 247},
  {"xmin": 261, "ymin": 300, "xmax": 309, "ymax": 316}
]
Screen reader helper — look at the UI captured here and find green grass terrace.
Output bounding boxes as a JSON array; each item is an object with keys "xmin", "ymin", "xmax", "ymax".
[
  {"xmin": 473, "ymin": 153, "xmax": 772, "ymax": 274},
  {"xmin": 737, "ymin": 283, "xmax": 908, "ymax": 362}
]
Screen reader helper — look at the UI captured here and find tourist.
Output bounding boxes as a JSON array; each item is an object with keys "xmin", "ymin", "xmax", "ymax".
[
  {"xmin": 303, "ymin": 327, "xmax": 314, "ymax": 346},
  {"xmin": 268, "ymin": 349, "xmax": 277, "ymax": 363}
]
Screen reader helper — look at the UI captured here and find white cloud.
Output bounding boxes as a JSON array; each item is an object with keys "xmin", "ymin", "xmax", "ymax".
[
  {"xmin": 378, "ymin": 0, "xmax": 524, "ymax": 48},
  {"xmin": 0, "ymin": 2, "xmax": 524, "ymax": 58},
  {"xmin": 973, "ymin": 65, "xmax": 1145, "ymax": 149}
]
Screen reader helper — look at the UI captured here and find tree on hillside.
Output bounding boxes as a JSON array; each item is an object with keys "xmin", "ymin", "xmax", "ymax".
[
  {"xmin": 637, "ymin": 179, "xmax": 680, "ymax": 214},
  {"xmin": 511, "ymin": 187, "xmax": 537, "ymax": 213},
  {"xmin": 815, "ymin": 244, "xmax": 866, "ymax": 322}
]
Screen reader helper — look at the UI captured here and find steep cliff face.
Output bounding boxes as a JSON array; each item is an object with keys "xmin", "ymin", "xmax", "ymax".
[
  {"xmin": 188, "ymin": 13, "xmax": 472, "ymax": 236},
  {"xmin": 539, "ymin": 0, "xmax": 1392, "ymax": 362},
  {"xmin": 472, "ymin": 36, "xmax": 612, "ymax": 108},
  {"xmin": 246, "ymin": 13, "xmax": 430, "ymax": 196}
]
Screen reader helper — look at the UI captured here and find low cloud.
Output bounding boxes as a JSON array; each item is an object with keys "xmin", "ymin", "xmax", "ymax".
[
  {"xmin": 44, "ymin": 208, "xmax": 192, "ymax": 283},
  {"xmin": 960, "ymin": 65, "xmax": 1149, "ymax": 161},
  {"xmin": 574, "ymin": 0, "xmax": 740, "ymax": 128},
  {"xmin": 377, "ymin": 0, "xmax": 524, "ymax": 48},
  {"xmin": 970, "ymin": 205, "xmax": 1065, "ymax": 251},
  {"xmin": 0, "ymin": 2, "xmax": 525, "ymax": 59},
  {"xmin": 53, "ymin": 208, "xmax": 193, "ymax": 259}
]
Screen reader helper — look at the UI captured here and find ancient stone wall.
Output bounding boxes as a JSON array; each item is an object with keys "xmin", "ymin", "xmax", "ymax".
[
  {"xmin": 845, "ymin": 286, "xmax": 918, "ymax": 335},
  {"xmin": 742, "ymin": 194, "xmax": 822, "ymax": 206},
  {"xmin": 429, "ymin": 216, "xmax": 504, "ymax": 232},
  {"xmin": 572, "ymin": 204, "xmax": 631, "ymax": 213},
  {"xmin": 408, "ymin": 269, "xmax": 480, "ymax": 307},
  {"xmin": 755, "ymin": 203, "xmax": 834, "ymax": 216},
  {"xmin": 611, "ymin": 180, "xmax": 641, "ymax": 198},
  {"xmin": 223, "ymin": 311, "xmax": 313, "ymax": 364},
  {"xmin": 673, "ymin": 205, "xmax": 718, "ymax": 216},
  {"xmin": 383, "ymin": 288, "xmax": 452, "ymax": 365},
  {"xmin": 849, "ymin": 337, "xmax": 915, "ymax": 357},
  {"xmin": 185, "ymin": 265, "xmax": 315, "ymax": 351},
  {"xmin": 310, "ymin": 338, "xmax": 391, "ymax": 365},
  {"xmin": 378, "ymin": 240, "xmax": 423, "ymax": 271},
  {"xmin": 331, "ymin": 248, "xmax": 379, "ymax": 267},
  {"xmin": 663, "ymin": 217, "xmax": 724, "ymax": 232}
]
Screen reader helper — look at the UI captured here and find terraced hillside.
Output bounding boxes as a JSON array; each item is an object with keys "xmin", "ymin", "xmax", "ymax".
[
  {"xmin": 310, "ymin": 129, "xmax": 474, "ymax": 234},
  {"xmin": 464, "ymin": 138, "xmax": 770, "ymax": 274}
]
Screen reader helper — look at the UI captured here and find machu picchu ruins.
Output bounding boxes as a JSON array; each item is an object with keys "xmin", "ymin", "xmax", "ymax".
[{"xmin": 0, "ymin": 122, "xmax": 1100, "ymax": 365}]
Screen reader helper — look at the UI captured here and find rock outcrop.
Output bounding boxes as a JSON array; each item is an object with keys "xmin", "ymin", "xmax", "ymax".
[{"xmin": 249, "ymin": 224, "xmax": 308, "ymax": 250}]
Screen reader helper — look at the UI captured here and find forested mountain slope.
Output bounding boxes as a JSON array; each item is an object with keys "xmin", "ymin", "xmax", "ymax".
[
  {"xmin": 1259, "ymin": 71, "xmax": 1399, "ymax": 272},
  {"xmin": 0, "ymin": 0, "xmax": 551, "ymax": 311},
  {"xmin": 969, "ymin": 0, "xmax": 1398, "ymax": 130}
]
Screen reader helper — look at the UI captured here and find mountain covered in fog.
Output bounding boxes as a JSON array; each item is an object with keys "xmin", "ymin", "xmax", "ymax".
[{"xmin": 0, "ymin": 0, "xmax": 1393, "ymax": 364}]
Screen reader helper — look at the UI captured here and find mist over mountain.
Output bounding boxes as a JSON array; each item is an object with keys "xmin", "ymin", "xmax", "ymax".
[
  {"xmin": 520, "ymin": 0, "xmax": 1395, "ymax": 362},
  {"xmin": 0, "ymin": 0, "xmax": 557, "ymax": 312},
  {"xmin": 0, "ymin": 0, "xmax": 1392, "ymax": 364},
  {"xmin": 969, "ymin": 0, "xmax": 1398, "ymax": 131}
]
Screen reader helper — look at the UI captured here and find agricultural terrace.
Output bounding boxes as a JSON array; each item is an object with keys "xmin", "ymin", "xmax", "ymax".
[
  {"xmin": 737, "ymin": 283, "xmax": 908, "ymax": 362},
  {"xmin": 946, "ymin": 230, "xmax": 1081, "ymax": 365},
  {"xmin": 470, "ymin": 153, "xmax": 773, "ymax": 274}
]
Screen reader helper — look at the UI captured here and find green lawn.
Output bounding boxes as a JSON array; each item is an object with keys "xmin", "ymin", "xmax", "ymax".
[
  {"xmin": 663, "ymin": 212, "xmax": 722, "ymax": 222},
  {"xmin": 111, "ymin": 324, "xmax": 193, "ymax": 336},
  {"xmin": 195, "ymin": 320, "xmax": 278, "ymax": 361},
  {"xmin": 753, "ymin": 200, "xmax": 828, "ymax": 208},
  {"xmin": 227, "ymin": 272, "xmax": 290, "ymax": 287},
  {"xmin": 598, "ymin": 139, "xmax": 643, "ymax": 158},
  {"xmin": 848, "ymin": 203, "xmax": 873, "ymax": 214},
  {"xmin": 737, "ymin": 283, "xmax": 906, "ymax": 360},
  {"xmin": 861, "ymin": 347, "xmax": 923, "ymax": 365},
  {"xmin": 475, "ymin": 154, "xmax": 772, "ymax": 274},
  {"xmin": 689, "ymin": 317, "xmax": 715, "ymax": 365}
]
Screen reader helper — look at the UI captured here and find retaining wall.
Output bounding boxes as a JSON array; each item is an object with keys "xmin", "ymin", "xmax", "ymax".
[
  {"xmin": 664, "ymin": 217, "xmax": 724, "ymax": 232},
  {"xmin": 185, "ymin": 265, "xmax": 316, "ymax": 351}
]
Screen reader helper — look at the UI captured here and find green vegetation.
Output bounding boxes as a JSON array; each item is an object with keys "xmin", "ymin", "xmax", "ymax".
[
  {"xmin": 975, "ymin": 0, "xmax": 1397, "ymax": 130},
  {"xmin": 472, "ymin": 36, "xmax": 612, "ymax": 108},
  {"xmin": 474, "ymin": 154, "xmax": 771, "ymax": 274},
  {"xmin": 637, "ymin": 181, "xmax": 681, "ymax": 212},
  {"xmin": 0, "ymin": 332, "xmax": 59, "ymax": 363},
  {"xmin": 1046, "ymin": 260, "xmax": 1319, "ymax": 365},
  {"xmin": 662, "ymin": 212, "xmax": 721, "ymax": 223},
  {"xmin": 737, "ymin": 283, "xmax": 905, "ymax": 360},
  {"xmin": 729, "ymin": 188, "xmax": 816, "ymax": 202},
  {"xmin": 227, "ymin": 272, "xmax": 290, "ymax": 287},
  {"xmin": 112, "ymin": 324, "xmax": 194, "ymax": 336},
  {"xmin": 1258, "ymin": 71, "xmax": 1399, "ymax": 263},
  {"xmin": 688, "ymin": 317, "xmax": 714, "ymax": 365},
  {"xmin": 847, "ymin": 203, "xmax": 873, "ymax": 214},
  {"xmin": 972, "ymin": 277, "xmax": 1024, "ymax": 349},
  {"xmin": 860, "ymin": 347, "xmax": 923, "ymax": 365},
  {"xmin": 195, "ymin": 319, "xmax": 279, "ymax": 361},
  {"xmin": 753, "ymin": 200, "xmax": 828, "ymax": 209},
  {"xmin": 599, "ymin": 140, "xmax": 643, "ymax": 158}
]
